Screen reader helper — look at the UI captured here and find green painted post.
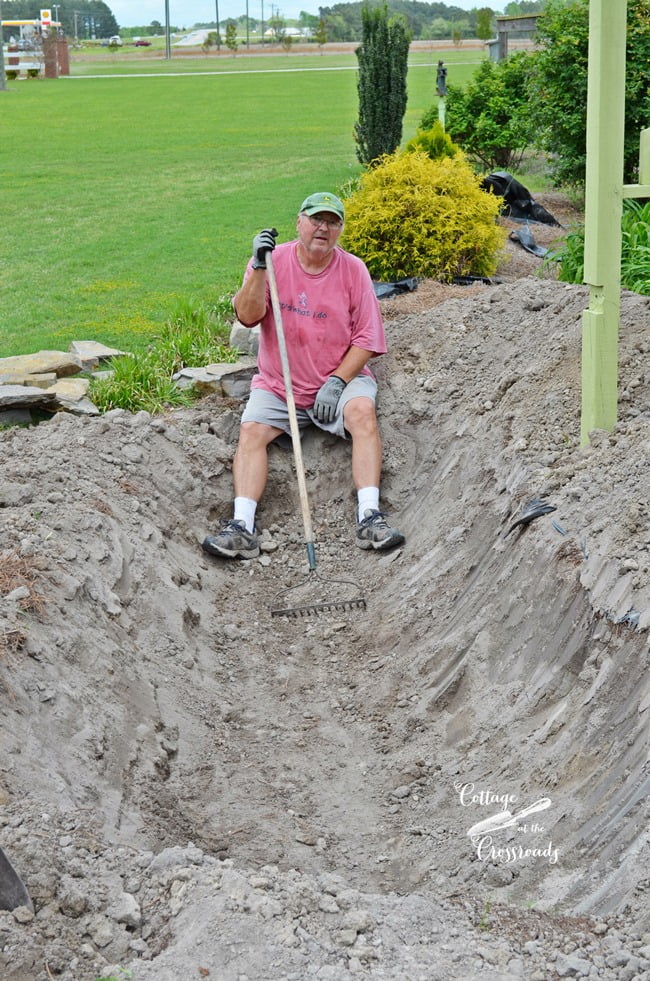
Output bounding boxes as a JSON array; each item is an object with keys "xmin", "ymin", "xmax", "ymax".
[
  {"xmin": 640, "ymin": 127, "xmax": 650, "ymax": 184},
  {"xmin": 580, "ymin": 0, "xmax": 627, "ymax": 445},
  {"xmin": 623, "ymin": 127, "xmax": 650, "ymax": 197}
]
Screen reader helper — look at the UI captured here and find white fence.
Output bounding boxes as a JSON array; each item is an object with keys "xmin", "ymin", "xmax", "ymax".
[{"xmin": 3, "ymin": 48, "xmax": 43, "ymax": 77}]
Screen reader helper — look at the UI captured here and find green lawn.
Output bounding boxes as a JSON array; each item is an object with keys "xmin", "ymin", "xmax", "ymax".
[{"xmin": 0, "ymin": 48, "xmax": 481, "ymax": 358}]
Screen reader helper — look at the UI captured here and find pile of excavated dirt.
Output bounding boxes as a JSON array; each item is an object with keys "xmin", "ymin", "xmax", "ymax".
[{"xmin": 1, "ymin": 210, "xmax": 650, "ymax": 981}]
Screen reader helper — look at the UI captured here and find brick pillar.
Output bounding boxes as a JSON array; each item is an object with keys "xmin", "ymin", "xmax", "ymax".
[
  {"xmin": 57, "ymin": 38, "xmax": 70, "ymax": 76},
  {"xmin": 42, "ymin": 35, "xmax": 59, "ymax": 78}
]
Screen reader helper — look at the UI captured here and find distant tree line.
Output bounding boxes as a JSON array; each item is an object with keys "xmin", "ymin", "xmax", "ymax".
[
  {"xmin": 318, "ymin": 1, "xmax": 545, "ymax": 43},
  {"xmin": 0, "ymin": 0, "xmax": 546, "ymax": 45},
  {"xmin": 1, "ymin": 0, "xmax": 119, "ymax": 41}
]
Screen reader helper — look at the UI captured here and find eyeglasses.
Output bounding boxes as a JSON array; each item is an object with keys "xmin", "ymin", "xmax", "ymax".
[{"xmin": 302, "ymin": 213, "xmax": 343, "ymax": 230}]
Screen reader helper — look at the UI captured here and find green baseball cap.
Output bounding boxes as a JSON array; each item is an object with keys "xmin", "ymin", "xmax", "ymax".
[{"xmin": 299, "ymin": 191, "xmax": 345, "ymax": 221}]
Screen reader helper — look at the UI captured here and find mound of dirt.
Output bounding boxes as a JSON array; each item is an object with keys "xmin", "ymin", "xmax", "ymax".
[{"xmin": 1, "ymin": 220, "xmax": 649, "ymax": 980}]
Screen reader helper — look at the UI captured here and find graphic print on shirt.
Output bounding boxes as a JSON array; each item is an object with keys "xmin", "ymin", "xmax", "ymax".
[{"xmin": 278, "ymin": 292, "xmax": 328, "ymax": 321}]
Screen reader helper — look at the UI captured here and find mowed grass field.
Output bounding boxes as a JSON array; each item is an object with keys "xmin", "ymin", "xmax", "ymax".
[{"xmin": 0, "ymin": 48, "xmax": 481, "ymax": 357}]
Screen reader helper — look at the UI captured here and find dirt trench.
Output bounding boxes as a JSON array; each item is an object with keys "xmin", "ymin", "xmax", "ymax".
[{"xmin": 1, "ymin": 274, "xmax": 649, "ymax": 979}]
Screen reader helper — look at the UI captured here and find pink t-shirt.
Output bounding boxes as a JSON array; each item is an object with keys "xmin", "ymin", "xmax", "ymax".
[{"xmin": 241, "ymin": 242, "xmax": 387, "ymax": 408}]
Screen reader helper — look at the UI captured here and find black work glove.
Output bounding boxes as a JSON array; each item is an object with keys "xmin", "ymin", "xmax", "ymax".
[
  {"xmin": 313, "ymin": 376, "xmax": 346, "ymax": 424},
  {"xmin": 251, "ymin": 228, "xmax": 278, "ymax": 269}
]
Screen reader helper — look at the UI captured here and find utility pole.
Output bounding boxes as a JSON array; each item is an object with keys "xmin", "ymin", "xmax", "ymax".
[
  {"xmin": 164, "ymin": 0, "xmax": 171, "ymax": 59},
  {"xmin": 215, "ymin": 0, "xmax": 220, "ymax": 50}
]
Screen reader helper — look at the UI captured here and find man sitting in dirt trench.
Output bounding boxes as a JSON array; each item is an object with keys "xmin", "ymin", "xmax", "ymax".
[{"xmin": 202, "ymin": 191, "xmax": 405, "ymax": 560}]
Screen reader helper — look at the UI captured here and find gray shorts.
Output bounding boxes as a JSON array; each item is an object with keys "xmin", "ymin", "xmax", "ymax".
[{"xmin": 241, "ymin": 375, "xmax": 377, "ymax": 440}]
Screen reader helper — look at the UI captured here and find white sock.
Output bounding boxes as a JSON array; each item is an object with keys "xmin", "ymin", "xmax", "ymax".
[
  {"xmin": 234, "ymin": 497, "xmax": 257, "ymax": 533},
  {"xmin": 357, "ymin": 486, "xmax": 380, "ymax": 522}
]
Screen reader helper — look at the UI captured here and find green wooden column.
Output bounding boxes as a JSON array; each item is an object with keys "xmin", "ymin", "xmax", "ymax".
[
  {"xmin": 580, "ymin": 0, "xmax": 627, "ymax": 445},
  {"xmin": 623, "ymin": 126, "xmax": 650, "ymax": 198}
]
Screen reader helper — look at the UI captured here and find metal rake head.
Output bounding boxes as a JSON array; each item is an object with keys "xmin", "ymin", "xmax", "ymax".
[
  {"xmin": 270, "ymin": 574, "xmax": 366, "ymax": 618},
  {"xmin": 271, "ymin": 596, "xmax": 366, "ymax": 618}
]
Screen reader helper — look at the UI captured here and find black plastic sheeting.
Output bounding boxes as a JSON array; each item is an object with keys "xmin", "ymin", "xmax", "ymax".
[
  {"xmin": 374, "ymin": 274, "xmax": 501, "ymax": 296},
  {"xmin": 508, "ymin": 227, "xmax": 549, "ymax": 258},
  {"xmin": 373, "ymin": 277, "xmax": 419, "ymax": 299},
  {"xmin": 482, "ymin": 171, "xmax": 560, "ymax": 226},
  {"xmin": 452, "ymin": 274, "xmax": 498, "ymax": 285}
]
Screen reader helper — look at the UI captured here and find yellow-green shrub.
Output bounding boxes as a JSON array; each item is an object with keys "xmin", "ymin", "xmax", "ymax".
[
  {"xmin": 341, "ymin": 149, "xmax": 506, "ymax": 281},
  {"xmin": 404, "ymin": 121, "xmax": 460, "ymax": 161}
]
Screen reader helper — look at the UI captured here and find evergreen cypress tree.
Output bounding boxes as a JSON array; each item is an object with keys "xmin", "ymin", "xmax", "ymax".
[{"xmin": 354, "ymin": 2, "xmax": 411, "ymax": 166}]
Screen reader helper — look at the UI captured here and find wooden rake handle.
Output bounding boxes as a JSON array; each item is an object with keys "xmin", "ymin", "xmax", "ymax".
[{"xmin": 265, "ymin": 250, "xmax": 317, "ymax": 571}]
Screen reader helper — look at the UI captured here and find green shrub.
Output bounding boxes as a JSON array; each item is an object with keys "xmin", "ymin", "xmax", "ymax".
[
  {"xmin": 529, "ymin": 0, "xmax": 650, "ymax": 188},
  {"xmin": 549, "ymin": 199, "xmax": 650, "ymax": 296},
  {"xmin": 441, "ymin": 53, "xmax": 534, "ymax": 172},
  {"xmin": 341, "ymin": 149, "xmax": 505, "ymax": 281},
  {"xmin": 404, "ymin": 121, "xmax": 460, "ymax": 161}
]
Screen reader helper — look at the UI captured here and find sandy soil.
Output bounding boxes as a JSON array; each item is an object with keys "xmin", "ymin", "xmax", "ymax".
[{"xmin": 1, "ymin": 197, "xmax": 649, "ymax": 980}]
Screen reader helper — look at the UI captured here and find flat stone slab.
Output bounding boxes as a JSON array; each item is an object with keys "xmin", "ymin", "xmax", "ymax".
[
  {"xmin": 0, "ymin": 385, "xmax": 57, "ymax": 409},
  {"xmin": 68, "ymin": 341, "xmax": 127, "ymax": 370},
  {"xmin": 0, "ymin": 351, "xmax": 82, "ymax": 378},
  {"xmin": 49, "ymin": 378, "xmax": 99, "ymax": 415},
  {"xmin": 203, "ymin": 358, "xmax": 256, "ymax": 376},
  {"xmin": 51, "ymin": 377, "xmax": 90, "ymax": 401},
  {"xmin": 0, "ymin": 408, "xmax": 33, "ymax": 426},
  {"xmin": 54, "ymin": 396, "xmax": 100, "ymax": 416},
  {"xmin": 0, "ymin": 373, "xmax": 58, "ymax": 388},
  {"xmin": 173, "ymin": 359, "xmax": 257, "ymax": 399}
]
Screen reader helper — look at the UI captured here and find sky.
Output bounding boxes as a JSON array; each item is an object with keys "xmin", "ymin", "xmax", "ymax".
[{"xmin": 109, "ymin": 1, "xmax": 495, "ymax": 29}]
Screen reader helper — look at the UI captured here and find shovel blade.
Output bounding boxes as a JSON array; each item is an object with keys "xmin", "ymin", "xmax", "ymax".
[{"xmin": 0, "ymin": 847, "xmax": 33, "ymax": 912}]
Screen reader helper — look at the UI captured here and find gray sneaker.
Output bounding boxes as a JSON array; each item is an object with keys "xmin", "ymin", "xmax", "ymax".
[
  {"xmin": 356, "ymin": 509, "xmax": 405, "ymax": 551},
  {"xmin": 202, "ymin": 519, "xmax": 260, "ymax": 559}
]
